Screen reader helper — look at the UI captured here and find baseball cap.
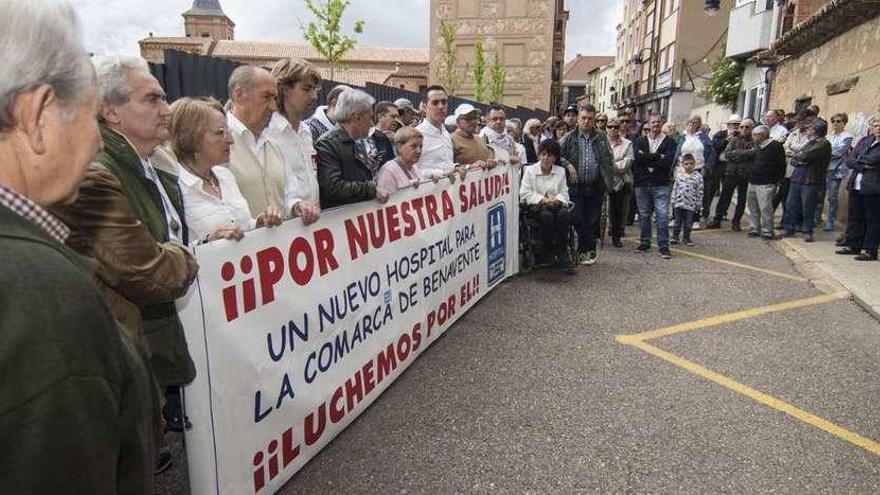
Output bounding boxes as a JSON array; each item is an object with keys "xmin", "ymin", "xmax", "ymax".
[
  {"xmin": 454, "ymin": 103, "xmax": 479, "ymax": 119},
  {"xmin": 394, "ymin": 98, "xmax": 415, "ymax": 113}
]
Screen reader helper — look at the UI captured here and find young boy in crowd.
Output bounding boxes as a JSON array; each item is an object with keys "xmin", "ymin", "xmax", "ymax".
[{"xmin": 671, "ymin": 154, "xmax": 704, "ymax": 246}]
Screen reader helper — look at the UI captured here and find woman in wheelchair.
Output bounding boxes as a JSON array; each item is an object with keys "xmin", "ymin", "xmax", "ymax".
[{"xmin": 519, "ymin": 139, "xmax": 574, "ymax": 267}]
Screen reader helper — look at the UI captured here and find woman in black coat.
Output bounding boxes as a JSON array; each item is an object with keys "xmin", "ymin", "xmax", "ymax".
[{"xmin": 837, "ymin": 118, "xmax": 880, "ymax": 261}]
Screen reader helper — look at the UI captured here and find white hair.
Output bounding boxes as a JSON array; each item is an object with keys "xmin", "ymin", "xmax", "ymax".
[
  {"xmin": 335, "ymin": 89, "xmax": 374, "ymax": 123},
  {"xmin": 0, "ymin": 0, "xmax": 94, "ymax": 131},
  {"xmin": 94, "ymin": 55, "xmax": 152, "ymax": 107}
]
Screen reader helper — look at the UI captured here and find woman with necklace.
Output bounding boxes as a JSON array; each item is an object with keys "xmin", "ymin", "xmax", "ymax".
[
  {"xmin": 376, "ymin": 127, "xmax": 424, "ymax": 195},
  {"xmin": 170, "ymin": 97, "xmax": 283, "ymax": 244}
]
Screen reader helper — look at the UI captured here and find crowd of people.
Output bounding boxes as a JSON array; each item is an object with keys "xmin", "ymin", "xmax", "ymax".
[
  {"xmin": 513, "ymin": 102, "xmax": 879, "ymax": 267},
  {"xmin": 2, "ymin": 1, "xmax": 879, "ymax": 492}
]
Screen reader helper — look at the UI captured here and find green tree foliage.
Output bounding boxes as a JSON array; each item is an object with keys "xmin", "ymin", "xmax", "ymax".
[
  {"xmin": 489, "ymin": 52, "xmax": 505, "ymax": 104},
  {"xmin": 473, "ymin": 39, "xmax": 486, "ymax": 103},
  {"xmin": 698, "ymin": 55, "xmax": 744, "ymax": 111},
  {"xmin": 437, "ymin": 21, "xmax": 462, "ymax": 96},
  {"xmin": 301, "ymin": 0, "xmax": 364, "ymax": 81}
]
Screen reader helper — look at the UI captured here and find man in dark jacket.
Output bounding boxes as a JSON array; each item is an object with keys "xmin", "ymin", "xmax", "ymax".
[
  {"xmin": 747, "ymin": 126, "xmax": 786, "ymax": 239},
  {"xmin": 559, "ymin": 105, "xmax": 614, "ymax": 265},
  {"xmin": 317, "ymin": 89, "xmax": 391, "ymax": 209},
  {"xmin": 705, "ymin": 114, "xmax": 741, "ymax": 225},
  {"xmin": 782, "ymin": 119, "xmax": 833, "ymax": 242},
  {"xmin": 369, "ymin": 100, "xmax": 398, "ymax": 165},
  {"xmin": 837, "ymin": 121, "xmax": 880, "ymax": 260},
  {"xmin": 710, "ymin": 118, "xmax": 756, "ymax": 231},
  {"xmin": 633, "ymin": 112, "xmax": 677, "ymax": 258},
  {"xmin": 0, "ymin": 1, "xmax": 154, "ymax": 492}
]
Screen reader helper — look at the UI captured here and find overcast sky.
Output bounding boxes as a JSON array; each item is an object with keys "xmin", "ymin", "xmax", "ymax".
[{"xmin": 75, "ymin": 0, "xmax": 619, "ymax": 60}]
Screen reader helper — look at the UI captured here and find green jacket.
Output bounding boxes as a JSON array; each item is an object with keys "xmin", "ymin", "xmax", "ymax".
[
  {"xmin": 0, "ymin": 205, "xmax": 154, "ymax": 494},
  {"xmin": 93, "ymin": 125, "xmax": 195, "ymax": 386},
  {"xmin": 559, "ymin": 128, "xmax": 615, "ymax": 193}
]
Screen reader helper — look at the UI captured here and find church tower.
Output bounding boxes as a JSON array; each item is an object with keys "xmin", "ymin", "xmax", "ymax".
[{"xmin": 183, "ymin": 0, "xmax": 235, "ymax": 40}]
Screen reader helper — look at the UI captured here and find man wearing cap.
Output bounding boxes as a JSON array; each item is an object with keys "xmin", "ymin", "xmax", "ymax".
[
  {"xmin": 452, "ymin": 104, "xmax": 492, "ymax": 167},
  {"xmin": 782, "ymin": 119, "xmax": 832, "ymax": 242},
  {"xmin": 563, "ymin": 105, "xmax": 578, "ymax": 132},
  {"xmin": 710, "ymin": 118, "xmax": 756, "ymax": 231},
  {"xmin": 395, "ymin": 98, "xmax": 419, "ymax": 127},
  {"xmin": 705, "ymin": 114, "xmax": 741, "ymax": 227},
  {"xmin": 415, "ymin": 85, "xmax": 465, "ymax": 181}
]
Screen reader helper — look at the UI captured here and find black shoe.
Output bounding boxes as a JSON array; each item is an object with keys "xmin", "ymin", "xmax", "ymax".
[
  {"xmin": 731, "ymin": 222, "xmax": 742, "ymax": 232},
  {"xmin": 154, "ymin": 448, "xmax": 173, "ymax": 475},
  {"xmin": 683, "ymin": 239, "xmax": 694, "ymax": 247},
  {"xmin": 804, "ymin": 233, "xmax": 814, "ymax": 243},
  {"xmin": 162, "ymin": 397, "xmax": 192, "ymax": 432},
  {"xmin": 705, "ymin": 221, "xmax": 721, "ymax": 230},
  {"xmin": 612, "ymin": 238, "xmax": 623, "ymax": 248},
  {"xmin": 835, "ymin": 247, "xmax": 861, "ymax": 255},
  {"xmin": 855, "ymin": 252, "xmax": 878, "ymax": 261},
  {"xmin": 761, "ymin": 235, "xmax": 776, "ymax": 241},
  {"xmin": 747, "ymin": 232, "xmax": 761, "ymax": 238},
  {"xmin": 670, "ymin": 238, "xmax": 680, "ymax": 245},
  {"xmin": 635, "ymin": 244, "xmax": 650, "ymax": 253},
  {"xmin": 659, "ymin": 248, "xmax": 672, "ymax": 259},
  {"xmin": 835, "ymin": 236, "xmax": 847, "ymax": 247}
]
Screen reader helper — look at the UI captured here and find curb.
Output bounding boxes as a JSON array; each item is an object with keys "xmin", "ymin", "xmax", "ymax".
[{"xmin": 772, "ymin": 238, "xmax": 880, "ymax": 322}]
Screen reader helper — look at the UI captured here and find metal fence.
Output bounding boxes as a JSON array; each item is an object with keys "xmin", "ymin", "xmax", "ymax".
[{"xmin": 150, "ymin": 50, "xmax": 551, "ymax": 123}]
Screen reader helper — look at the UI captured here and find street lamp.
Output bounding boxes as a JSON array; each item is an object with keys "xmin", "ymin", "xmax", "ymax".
[
  {"xmin": 630, "ymin": 47, "xmax": 656, "ymax": 66},
  {"xmin": 704, "ymin": 0, "xmax": 721, "ymax": 16}
]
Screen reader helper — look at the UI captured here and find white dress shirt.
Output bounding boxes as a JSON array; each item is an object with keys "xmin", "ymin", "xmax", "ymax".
[
  {"xmin": 178, "ymin": 164, "xmax": 255, "ymax": 242},
  {"xmin": 770, "ymin": 123, "xmax": 789, "ymax": 143},
  {"xmin": 416, "ymin": 119, "xmax": 455, "ymax": 178},
  {"xmin": 519, "ymin": 163, "xmax": 571, "ymax": 206},
  {"xmin": 268, "ymin": 112, "xmax": 320, "ymax": 215},
  {"xmin": 227, "ymin": 112, "xmax": 287, "ymax": 217},
  {"xmin": 141, "ymin": 157, "xmax": 184, "ymax": 245},
  {"xmin": 679, "ymin": 132, "xmax": 705, "ymax": 169}
]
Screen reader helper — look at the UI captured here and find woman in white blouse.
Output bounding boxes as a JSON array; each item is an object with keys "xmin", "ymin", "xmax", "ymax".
[
  {"xmin": 607, "ymin": 118, "xmax": 634, "ymax": 247},
  {"xmin": 519, "ymin": 139, "xmax": 572, "ymax": 267},
  {"xmin": 169, "ymin": 97, "xmax": 283, "ymax": 244}
]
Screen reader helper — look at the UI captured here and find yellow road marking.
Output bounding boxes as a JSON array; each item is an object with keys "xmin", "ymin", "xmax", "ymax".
[
  {"xmin": 618, "ymin": 292, "xmax": 849, "ymax": 343},
  {"xmin": 617, "ymin": 338, "xmax": 880, "ymax": 457},
  {"xmin": 669, "ymin": 247, "xmax": 808, "ymax": 282},
  {"xmin": 617, "ymin": 236, "xmax": 807, "ymax": 282}
]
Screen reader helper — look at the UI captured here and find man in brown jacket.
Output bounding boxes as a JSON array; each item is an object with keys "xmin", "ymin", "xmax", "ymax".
[{"xmin": 52, "ymin": 55, "xmax": 199, "ymax": 473}]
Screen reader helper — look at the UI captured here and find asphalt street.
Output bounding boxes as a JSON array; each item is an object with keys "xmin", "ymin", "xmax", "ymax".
[{"xmin": 157, "ymin": 229, "xmax": 880, "ymax": 494}]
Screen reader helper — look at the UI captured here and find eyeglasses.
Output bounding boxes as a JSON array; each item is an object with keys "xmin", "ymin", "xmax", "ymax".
[
  {"xmin": 607, "ymin": 125, "xmax": 619, "ymax": 129},
  {"xmin": 831, "ymin": 120, "xmax": 844, "ymax": 124}
]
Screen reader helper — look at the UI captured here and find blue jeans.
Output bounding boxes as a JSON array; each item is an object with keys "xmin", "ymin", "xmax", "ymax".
[
  {"xmin": 673, "ymin": 208, "xmax": 695, "ymax": 241},
  {"xmin": 783, "ymin": 183, "xmax": 821, "ymax": 234},
  {"xmin": 820, "ymin": 174, "xmax": 843, "ymax": 223},
  {"xmin": 635, "ymin": 185, "xmax": 671, "ymax": 249}
]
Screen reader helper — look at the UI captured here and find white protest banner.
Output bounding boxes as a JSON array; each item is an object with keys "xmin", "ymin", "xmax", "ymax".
[{"xmin": 178, "ymin": 165, "xmax": 520, "ymax": 494}]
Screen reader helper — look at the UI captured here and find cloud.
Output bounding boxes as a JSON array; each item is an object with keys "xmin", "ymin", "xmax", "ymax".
[{"xmin": 75, "ymin": 0, "xmax": 616, "ymax": 61}]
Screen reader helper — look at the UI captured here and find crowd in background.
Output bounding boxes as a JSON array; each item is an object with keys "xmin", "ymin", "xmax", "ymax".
[{"xmin": 2, "ymin": 1, "xmax": 879, "ymax": 493}]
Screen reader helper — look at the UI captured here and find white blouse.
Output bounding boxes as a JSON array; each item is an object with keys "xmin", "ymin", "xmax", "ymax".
[
  {"xmin": 179, "ymin": 165, "xmax": 255, "ymax": 242},
  {"xmin": 519, "ymin": 163, "xmax": 571, "ymax": 206}
]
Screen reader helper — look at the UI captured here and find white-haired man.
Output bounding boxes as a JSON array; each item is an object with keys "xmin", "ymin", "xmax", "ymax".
[
  {"xmin": 316, "ymin": 89, "xmax": 390, "ymax": 208},
  {"xmin": 0, "ymin": 1, "xmax": 155, "ymax": 492}
]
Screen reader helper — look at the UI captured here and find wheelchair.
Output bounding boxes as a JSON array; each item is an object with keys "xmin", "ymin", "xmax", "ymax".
[{"xmin": 518, "ymin": 203, "xmax": 578, "ymax": 272}]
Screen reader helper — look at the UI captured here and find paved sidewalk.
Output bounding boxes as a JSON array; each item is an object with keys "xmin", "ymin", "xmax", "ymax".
[{"xmin": 776, "ymin": 229, "xmax": 880, "ymax": 320}]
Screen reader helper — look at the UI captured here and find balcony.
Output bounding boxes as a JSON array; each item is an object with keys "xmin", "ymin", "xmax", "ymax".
[{"xmin": 726, "ymin": 0, "xmax": 775, "ymax": 60}]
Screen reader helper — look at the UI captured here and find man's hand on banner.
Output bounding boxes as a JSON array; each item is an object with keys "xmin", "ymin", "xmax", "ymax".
[
  {"xmin": 293, "ymin": 200, "xmax": 321, "ymax": 226},
  {"xmin": 256, "ymin": 206, "xmax": 284, "ymax": 229}
]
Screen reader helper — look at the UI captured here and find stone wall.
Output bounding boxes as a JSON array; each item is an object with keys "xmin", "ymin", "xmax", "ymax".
[
  {"xmin": 429, "ymin": 0, "xmax": 557, "ymax": 110},
  {"xmin": 770, "ymin": 16, "xmax": 880, "ymax": 137}
]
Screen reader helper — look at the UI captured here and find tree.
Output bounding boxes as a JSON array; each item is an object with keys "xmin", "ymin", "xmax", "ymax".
[
  {"xmin": 489, "ymin": 52, "xmax": 505, "ymax": 104},
  {"xmin": 473, "ymin": 39, "xmax": 486, "ymax": 103},
  {"xmin": 698, "ymin": 54, "xmax": 744, "ymax": 111},
  {"xmin": 300, "ymin": 0, "xmax": 364, "ymax": 81},
  {"xmin": 437, "ymin": 21, "xmax": 462, "ymax": 96}
]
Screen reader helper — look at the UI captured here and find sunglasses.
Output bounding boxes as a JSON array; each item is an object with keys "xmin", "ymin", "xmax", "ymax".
[
  {"xmin": 607, "ymin": 125, "xmax": 619, "ymax": 129},
  {"xmin": 831, "ymin": 120, "xmax": 844, "ymax": 124}
]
